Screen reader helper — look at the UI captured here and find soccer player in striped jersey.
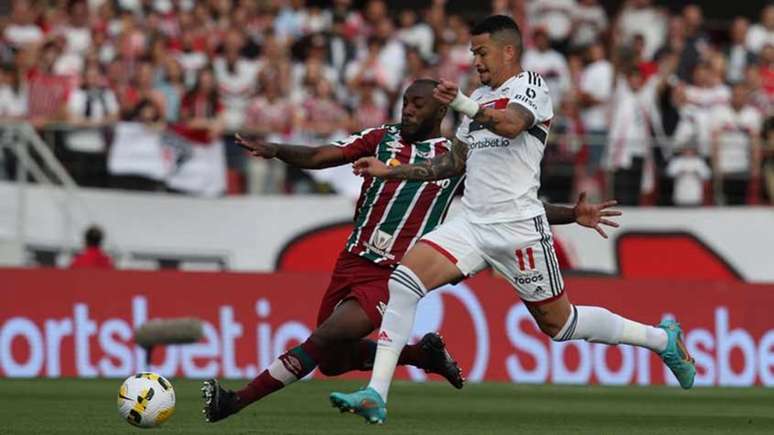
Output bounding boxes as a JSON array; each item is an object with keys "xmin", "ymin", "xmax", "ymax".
[
  {"xmin": 331, "ymin": 16, "xmax": 695, "ymax": 424},
  {"xmin": 202, "ymin": 79, "xmax": 621, "ymax": 423}
]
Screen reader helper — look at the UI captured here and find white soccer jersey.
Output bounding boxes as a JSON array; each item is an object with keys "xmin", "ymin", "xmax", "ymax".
[{"xmin": 455, "ymin": 72, "xmax": 553, "ymax": 223}]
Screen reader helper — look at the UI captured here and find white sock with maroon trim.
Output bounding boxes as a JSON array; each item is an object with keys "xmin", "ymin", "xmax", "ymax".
[
  {"xmin": 554, "ymin": 305, "xmax": 667, "ymax": 353},
  {"xmin": 368, "ymin": 265, "xmax": 426, "ymax": 402}
]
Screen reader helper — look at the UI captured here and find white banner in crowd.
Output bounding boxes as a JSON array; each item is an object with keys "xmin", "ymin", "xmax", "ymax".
[
  {"xmin": 107, "ymin": 122, "xmax": 172, "ymax": 181},
  {"xmin": 107, "ymin": 122, "xmax": 226, "ymax": 197}
]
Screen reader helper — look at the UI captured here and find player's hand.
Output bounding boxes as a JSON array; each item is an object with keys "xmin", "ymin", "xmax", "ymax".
[
  {"xmin": 235, "ymin": 133, "xmax": 278, "ymax": 159},
  {"xmin": 573, "ymin": 192, "xmax": 622, "ymax": 239},
  {"xmin": 352, "ymin": 157, "xmax": 391, "ymax": 178},
  {"xmin": 433, "ymin": 79, "xmax": 460, "ymax": 105}
]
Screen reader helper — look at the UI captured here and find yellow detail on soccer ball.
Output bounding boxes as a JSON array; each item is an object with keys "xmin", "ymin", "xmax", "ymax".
[
  {"xmin": 387, "ymin": 158, "xmax": 401, "ymax": 167},
  {"xmin": 155, "ymin": 406, "xmax": 175, "ymax": 425}
]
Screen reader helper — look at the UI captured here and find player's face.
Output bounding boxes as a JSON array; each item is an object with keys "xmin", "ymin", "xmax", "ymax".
[
  {"xmin": 400, "ymin": 86, "xmax": 442, "ymax": 140},
  {"xmin": 471, "ymin": 33, "xmax": 505, "ymax": 86}
]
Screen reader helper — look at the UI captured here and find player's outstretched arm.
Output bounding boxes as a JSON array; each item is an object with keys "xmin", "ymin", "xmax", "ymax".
[
  {"xmin": 434, "ymin": 79, "xmax": 533, "ymax": 139},
  {"xmin": 353, "ymin": 138, "xmax": 468, "ymax": 181},
  {"xmin": 544, "ymin": 192, "xmax": 622, "ymax": 239},
  {"xmin": 235, "ymin": 133, "xmax": 347, "ymax": 169}
]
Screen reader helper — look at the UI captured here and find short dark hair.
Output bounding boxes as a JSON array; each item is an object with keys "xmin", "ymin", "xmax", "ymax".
[
  {"xmin": 471, "ymin": 15, "xmax": 522, "ymax": 53},
  {"xmin": 410, "ymin": 78, "xmax": 440, "ymax": 89},
  {"xmin": 85, "ymin": 225, "xmax": 104, "ymax": 248}
]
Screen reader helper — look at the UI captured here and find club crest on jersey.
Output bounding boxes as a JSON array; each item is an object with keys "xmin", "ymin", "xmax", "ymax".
[{"xmin": 385, "ymin": 140, "xmax": 403, "ymax": 154}]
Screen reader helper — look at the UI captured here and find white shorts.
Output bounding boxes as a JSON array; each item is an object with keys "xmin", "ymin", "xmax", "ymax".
[{"xmin": 419, "ymin": 212, "xmax": 565, "ymax": 304}]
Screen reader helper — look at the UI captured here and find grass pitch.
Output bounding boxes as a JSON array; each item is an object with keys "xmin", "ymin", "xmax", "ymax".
[{"xmin": 1, "ymin": 378, "xmax": 772, "ymax": 434}]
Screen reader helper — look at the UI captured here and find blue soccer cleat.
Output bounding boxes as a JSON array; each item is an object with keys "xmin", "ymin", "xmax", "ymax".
[
  {"xmin": 329, "ymin": 387, "xmax": 387, "ymax": 424},
  {"xmin": 658, "ymin": 319, "xmax": 696, "ymax": 389}
]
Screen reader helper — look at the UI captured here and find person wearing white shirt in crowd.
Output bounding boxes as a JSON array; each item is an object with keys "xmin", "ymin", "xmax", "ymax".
[
  {"xmin": 746, "ymin": 4, "xmax": 774, "ymax": 55},
  {"xmin": 59, "ymin": 0, "xmax": 92, "ymax": 57},
  {"xmin": 396, "ymin": 9, "xmax": 434, "ymax": 61},
  {"xmin": 3, "ymin": 1, "xmax": 44, "ymax": 50},
  {"xmin": 570, "ymin": 0, "xmax": 608, "ymax": 50},
  {"xmin": 65, "ymin": 64, "xmax": 119, "ymax": 186},
  {"xmin": 685, "ymin": 62, "xmax": 731, "ymax": 110},
  {"xmin": 616, "ymin": 0, "xmax": 667, "ymax": 61},
  {"xmin": 0, "ymin": 65, "xmax": 27, "ymax": 120},
  {"xmin": 527, "ymin": 0, "xmax": 576, "ymax": 50},
  {"xmin": 671, "ymin": 85, "xmax": 712, "ymax": 159},
  {"xmin": 666, "ymin": 143, "xmax": 711, "ymax": 207},
  {"xmin": 522, "ymin": 28, "xmax": 570, "ymax": 110},
  {"xmin": 214, "ymin": 30, "xmax": 260, "ymax": 133},
  {"xmin": 710, "ymin": 82, "xmax": 763, "ymax": 205},
  {"xmin": 577, "ymin": 41, "xmax": 613, "ymax": 175}
]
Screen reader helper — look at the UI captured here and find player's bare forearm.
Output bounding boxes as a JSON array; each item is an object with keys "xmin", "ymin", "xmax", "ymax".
[
  {"xmin": 386, "ymin": 139, "xmax": 467, "ymax": 181},
  {"xmin": 273, "ymin": 144, "xmax": 347, "ymax": 169},
  {"xmin": 543, "ymin": 202, "xmax": 576, "ymax": 225},
  {"xmin": 473, "ymin": 104, "xmax": 534, "ymax": 139}
]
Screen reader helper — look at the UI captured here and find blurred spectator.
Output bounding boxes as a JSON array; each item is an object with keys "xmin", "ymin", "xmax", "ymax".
[
  {"xmin": 710, "ymin": 82, "xmax": 763, "ymax": 205},
  {"xmin": 214, "ymin": 30, "xmax": 259, "ymax": 132},
  {"xmin": 632, "ymin": 34, "xmax": 658, "ymax": 80},
  {"xmin": 527, "ymin": 0, "xmax": 575, "ymax": 52},
  {"xmin": 326, "ymin": 14, "xmax": 358, "ymax": 81},
  {"xmin": 671, "ymin": 84, "xmax": 712, "ymax": 159},
  {"xmin": 725, "ymin": 17, "xmax": 757, "ymax": 84},
  {"xmin": 666, "ymin": 143, "xmax": 711, "ymax": 207},
  {"xmin": 746, "ymin": 4, "xmax": 774, "ymax": 54},
  {"xmin": 300, "ymin": 78, "xmax": 349, "ymax": 141},
  {"xmin": 345, "ymin": 36, "xmax": 391, "ymax": 93},
  {"xmin": 179, "ymin": 67, "xmax": 224, "ymax": 142},
  {"xmin": 759, "ymin": 44, "xmax": 774, "ymax": 107},
  {"xmin": 616, "ymin": 0, "xmax": 666, "ymax": 61},
  {"xmin": 59, "ymin": 0, "xmax": 92, "ymax": 58},
  {"xmin": 570, "ymin": 0, "xmax": 608, "ymax": 51},
  {"xmin": 119, "ymin": 61, "xmax": 166, "ymax": 120},
  {"xmin": 397, "ymin": 9, "xmax": 434, "ymax": 61},
  {"xmin": 3, "ymin": 0, "xmax": 44, "ymax": 50},
  {"xmin": 154, "ymin": 58, "xmax": 185, "ymax": 122},
  {"xmin": 674, "ymin": 4, "xmax": 709, "ymax": 83},
  {"xmin": 275, "ymin": 0, "xmax": 308, "ymax": 43},
  {"xmin": 351, "ymin": 80, "xmax": 387, "ymax": 131},
  {"xmin": 70, "ymin": 225, "xmax": 114, "ymax": 269},
  {"xmin": 64, "ymin": 64, "xmax": 119, "ymax": 187},
  {"xmin": 244, "ymin": 67, "xmax": 299, "ymax": 137},
  {"xmin": 0, "ymin": 64, "xmax": 27, "ymax": 119},
  {"xmin": 685, "ymin": 62, "xmax": 730, "ymax": 110},
  {"xmin": 523, "ymin": 27, "xmax": 570, "ymax": 109},
  {"xmin": 606, "ymin": 64, "xmax": 670, "ymax": 205},
  {"xmin": 577, "ymin": 41, "xmax": 612, "ymax": 176},
  {"xmin": 26, "ymin": 42, "xmax": 71, "ymax": 127}
]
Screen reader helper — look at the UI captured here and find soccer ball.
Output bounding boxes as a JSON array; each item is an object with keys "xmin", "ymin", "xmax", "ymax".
[{"xmin": 117, "ymin": 372, "xmax": 176, "ymax": 428}]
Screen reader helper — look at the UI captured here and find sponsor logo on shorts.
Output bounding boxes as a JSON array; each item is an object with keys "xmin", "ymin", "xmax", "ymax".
[{"xmin": 513, "ymin": 272, "xmax": 544, "ymax": 285}]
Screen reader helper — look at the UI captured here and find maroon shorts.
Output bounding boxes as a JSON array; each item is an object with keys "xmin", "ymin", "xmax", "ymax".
[{"xmin": 316, "ymin": 251, "xmax": 393, "ymax": 329}]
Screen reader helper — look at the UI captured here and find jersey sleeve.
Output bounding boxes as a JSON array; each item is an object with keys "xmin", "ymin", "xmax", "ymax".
[
  {"xmin": 333, "ymin": 127, "xmax": 387, "ymax": 162},
  {"xmin": 508, "ymin": 72, "xmax": 553, "ymax": 127}
]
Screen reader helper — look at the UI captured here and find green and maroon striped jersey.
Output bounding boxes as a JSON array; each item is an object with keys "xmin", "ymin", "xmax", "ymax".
[{"xmin": 335, "ymin": 124, "xmax": 464, "ymax": 267}]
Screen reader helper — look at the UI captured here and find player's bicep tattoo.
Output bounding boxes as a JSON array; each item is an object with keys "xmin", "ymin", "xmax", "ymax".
[{"xmin": 507, "ymin": 103, "xmax": 535, "ymax": 131}]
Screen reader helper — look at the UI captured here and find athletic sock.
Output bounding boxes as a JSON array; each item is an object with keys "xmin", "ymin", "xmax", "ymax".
[
  {"xmin": 236, "ymin": 340, "xmax": 322, "ymax": 405},
  {"xmin": 353, "ymin": 339, "xmax": 430, "ymax": 371},
  {"xmin": 368, "ymin": 265, "xmax": 425, "ymax": 402},
  {"xmin": 553, "ymin": 305, "xmax": 668, "ymax": 353}
]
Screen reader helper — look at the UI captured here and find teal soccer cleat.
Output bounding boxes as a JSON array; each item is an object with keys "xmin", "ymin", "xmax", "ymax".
[
  {"xmin": 658, "ymin": 319, "xmax": 696, "ymax": 389},
  {"xmin": 329, "ymin": 387, "xmax": 387, "ymax": 424}
]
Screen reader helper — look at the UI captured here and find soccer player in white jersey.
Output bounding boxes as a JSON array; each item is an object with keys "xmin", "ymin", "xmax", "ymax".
[{"xmin": 330, "ymin": 15, "xmax": 696, "ymax": 424}]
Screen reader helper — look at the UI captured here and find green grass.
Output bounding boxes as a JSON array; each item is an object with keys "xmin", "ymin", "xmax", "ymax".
[{"xmin": 1, "ymin": 379, "xmax": 773, "ymax": 434}]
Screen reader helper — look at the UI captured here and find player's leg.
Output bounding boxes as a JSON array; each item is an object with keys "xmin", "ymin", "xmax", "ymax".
[
  {"xmin": 507, "ymin": 215, "xmax": 695, "ymax": 389},
  {"xmin": 331, "ymin": 216, "xmax": 485, "ymax": 423}
]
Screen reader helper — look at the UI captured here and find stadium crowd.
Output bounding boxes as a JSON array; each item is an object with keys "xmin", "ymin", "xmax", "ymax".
[{"xmin": 0, "ymin": 0, "xmax": 772, "ymax": 205}]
